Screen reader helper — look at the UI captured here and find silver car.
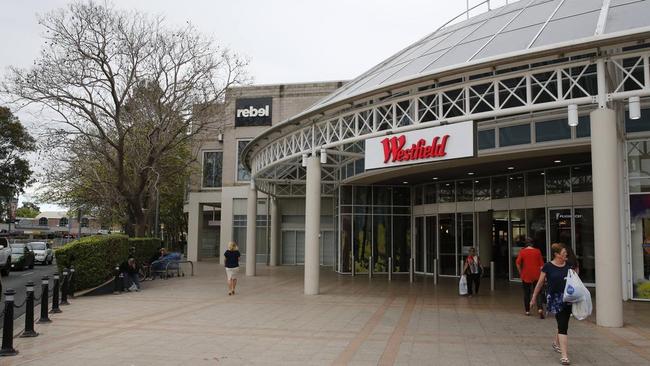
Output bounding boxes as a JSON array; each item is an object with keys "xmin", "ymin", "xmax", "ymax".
[{"xmin": 28, "ymin": 242, "xmax": 54, "ymax": 265}]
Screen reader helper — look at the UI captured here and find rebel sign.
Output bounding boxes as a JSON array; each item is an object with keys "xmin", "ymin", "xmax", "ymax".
[{"xmin": 364, "ymin": 121, "xmax": 474, "ymax": 170}]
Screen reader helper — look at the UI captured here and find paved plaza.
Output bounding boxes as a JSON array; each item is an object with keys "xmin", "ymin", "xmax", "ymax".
[{"xmin": 4, "ymin": 262, "xmax": 650, "ymax": 366}]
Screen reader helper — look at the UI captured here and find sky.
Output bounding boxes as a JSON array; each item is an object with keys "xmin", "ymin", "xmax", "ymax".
[{"xmin": 0, "ymin": 0, "xmax": 510, "ymax": 210}]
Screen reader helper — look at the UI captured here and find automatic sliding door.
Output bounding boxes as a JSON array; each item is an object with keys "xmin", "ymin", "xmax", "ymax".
[
  {"xmin": 415, "ymin": 216, "xmax": 425, "ymax": 273},
  {"xmin": 510, "ymin": 209, "xmax": 526, "ymax": 280},
  {"xmin": 439, "ymin": 213, "xmax": 456, "ymax": 275},
  {"xmin": 426, "ymin": 216, "xmax": 436, "ymax": 274}
]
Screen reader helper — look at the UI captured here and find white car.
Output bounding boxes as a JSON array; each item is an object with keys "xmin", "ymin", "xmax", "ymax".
[
  {"xmin": 28, "ymin": 242, "xmax": 54, "ymax": 265},
  {"xmin": 0, "ymin": 238, "xmax": 11, "ymax": 276}
]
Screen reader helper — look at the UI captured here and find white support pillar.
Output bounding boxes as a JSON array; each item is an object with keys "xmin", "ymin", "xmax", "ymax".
[
  {"xmin": 270, "ymin": 197, "xmax": 279, "ymax": 266},
  {"xmin": 304, "ymin": 155, "xmax": 321, "ymax": 295},
  {"xmin": 246, "ymin": 183, "xmax": 258, "ymax": 276},
  {"xmin": 187, "ymin": 202, "xmax": 201, "ymax": 263},
  {"xmin": 591, "ymin": 108, "xmax": 624, "ymax": 327}
]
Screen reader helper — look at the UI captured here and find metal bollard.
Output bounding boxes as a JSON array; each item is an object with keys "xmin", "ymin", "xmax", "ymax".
[
  {"xmin": 20, "ymin": 282, "xmax": 38, "ymax": 338},
  {"xmin": 368, "ymin": 256, "xmax": 373, "ymax": 279},
  {"xmin": 37, "ymin": 276, "xmax": 51, "ymax": 324},
  {"xmin": 433, "ymin": 259, "xmax": 438, "ymax": 285},
  {"xmin": 388, "ymin": 257, "xmax": 393, "ymax": 281},
  {"xmin": 409, "ymin": 257, "xmax": 414, "ymax": 283},
  {"xmin": 69, "ymin": 266, "xmax": 76, "ymax": 298},
  {"xmin": 0, "ymin": 289, "xmax": 18, "ymax": 356},
  {"xmin": 490, "ymin": 261, "xmax": 495, "ymax": 291},
  {"xmin": 113, "ymin": 265, "xmax": 121, "ymax": 294},
  {"xmin": 351, "ymin": 255, "xmax": 355, "ymax": 277},
  {"xmin": 50, "ymin": 274, "xmax": 61, "ymax": 314},
  {"xmin": 60, "ymin": 268, "xmax": 70, "ymax": 306}
]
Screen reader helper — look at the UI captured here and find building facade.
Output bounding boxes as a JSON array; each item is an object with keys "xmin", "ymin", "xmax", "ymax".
[
  {"xmin": 185, "ymin": 81, "xmax": 345, "ymax": 265},
  {"xmin": 242, "ymin": 0, "xmax": 650, "ymax": 327}
]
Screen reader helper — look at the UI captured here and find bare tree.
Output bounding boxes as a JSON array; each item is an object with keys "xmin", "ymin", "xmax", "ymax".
[{"xmin": 2, "ymin": 1, "xmax": 248, "ymax": 236}]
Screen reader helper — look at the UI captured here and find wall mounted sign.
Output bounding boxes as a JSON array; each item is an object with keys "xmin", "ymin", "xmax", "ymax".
[
  {"xmin": 235, "ymin": 97, "xmax": 273, "ymax": 127},
  {"xmin": 364, "ymin": 121, "xmax": 475, "ymax": 170}
]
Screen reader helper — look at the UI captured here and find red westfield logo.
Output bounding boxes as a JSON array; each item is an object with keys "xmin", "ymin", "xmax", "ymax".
[{"xmin": 380, "ymin": 135, "xmax": 449, "ymax": 164}]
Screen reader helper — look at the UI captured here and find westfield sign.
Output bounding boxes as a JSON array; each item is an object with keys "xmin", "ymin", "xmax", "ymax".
[{"xmin": 365, "ymin": 121, "xmax": 474, "ymax": 170}]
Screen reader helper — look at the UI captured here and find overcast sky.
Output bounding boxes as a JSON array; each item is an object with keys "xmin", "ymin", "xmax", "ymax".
[{"xmin": 0, "ymin": 0, "xmax": 508, "ymax": 209}]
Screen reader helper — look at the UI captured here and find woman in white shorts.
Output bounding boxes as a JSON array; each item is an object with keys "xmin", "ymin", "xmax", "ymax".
[{"xmin": 224, "ymin": 241, "xmax": 241, "ymax": 295}]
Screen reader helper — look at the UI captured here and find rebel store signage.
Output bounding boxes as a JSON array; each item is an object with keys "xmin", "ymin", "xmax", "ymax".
[
  {"xmin": 235, "ymin": 97, "xmax": 273, "ymax": 127},
  {"xmin": 364, "ymin": 121, "xmax": 474, "ymax": 170}
]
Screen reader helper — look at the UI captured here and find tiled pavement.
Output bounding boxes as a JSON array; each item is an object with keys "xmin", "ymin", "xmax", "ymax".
[{"xmin": 3, "ymin": 262, "xmax": 650, "ymax": 366}]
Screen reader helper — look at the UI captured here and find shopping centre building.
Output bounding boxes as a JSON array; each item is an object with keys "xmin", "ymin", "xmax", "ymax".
[{"xmin": 189, "ymin": 0, "xmax": 650, "ymax": 327}]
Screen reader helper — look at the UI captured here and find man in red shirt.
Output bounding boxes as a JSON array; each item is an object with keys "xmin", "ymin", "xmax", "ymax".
[{"xmin": 516, "ymin": 237, "xmax": 545, "ymax": 318}]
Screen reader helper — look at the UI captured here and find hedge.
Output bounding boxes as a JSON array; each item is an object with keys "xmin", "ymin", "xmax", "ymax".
[{"xmin": 55, "ymin": 235, "xmax": 161, "ymax": 291}]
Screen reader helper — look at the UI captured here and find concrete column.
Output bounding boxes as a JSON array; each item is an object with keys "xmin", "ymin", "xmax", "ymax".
[
  {"xmin": 590, "ymin": 108, "xmax": 623, "ymax": 327},
  {"xmin": 246, "ymin": 184, "xmax": 258, "ymax": 276},
  {"xmin": 270, "ymin": 197, "xmax": 279, "ymax": 266},
  {"xmin": 304, "ymin": 155, "xmax": 321, "ymax": 295},
  {"xmin": 187, "ymin": 202, "xmax": 201, "ymax": 262}
]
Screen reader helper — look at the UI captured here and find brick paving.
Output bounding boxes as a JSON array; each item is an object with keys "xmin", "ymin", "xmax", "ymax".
[{"xmin": 3, "ymin": 262, "xmax": 650, "ymax": 365}]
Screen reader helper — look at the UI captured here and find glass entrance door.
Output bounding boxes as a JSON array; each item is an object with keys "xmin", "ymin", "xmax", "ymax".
[
  {"xmin": 438, "ymin": 214, "xmax": 456, "ymax": 275},
  {"xmin": 549, "ymin": 207, "xmax": 595, "ymax": 285},
  {"xmin": 414, "ymin": 215, "xmax": 437, "ymax": 275}
]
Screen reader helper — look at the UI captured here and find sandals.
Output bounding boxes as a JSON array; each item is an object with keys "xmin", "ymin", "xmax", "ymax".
[
  {"xmin": 552, "ymin": 343, "xmax": 561, "ymax": 353},
  {"xmin": 560, "ymin": 357, "xmax": 570, "ymax": 365}
]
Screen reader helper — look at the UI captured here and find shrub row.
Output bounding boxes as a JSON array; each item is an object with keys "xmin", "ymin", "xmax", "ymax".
[{"xmin": 55, "ymin": 235, "xmax": 161, "ymax": 291}]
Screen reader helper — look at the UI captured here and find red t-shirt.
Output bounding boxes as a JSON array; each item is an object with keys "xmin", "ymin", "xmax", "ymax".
[{"xmin": 515, "ymin": 247, "xmax": 544, "ymax": 283}]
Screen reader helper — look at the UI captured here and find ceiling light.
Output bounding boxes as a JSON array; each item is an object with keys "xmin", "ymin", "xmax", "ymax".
[
  {"xmin": 467, "ymin": 172, "xmax": 474, "ymax": 176},
  {"xmin": 507, "ymin": 166, "xmax": 515, "ymax": 170},
  {"xmin": 629, "ymin": 96, "xmax": 641, "ymax": 120},
  {"xmin": 568, "ymin": 104, "xmax": 578, "ymax": 127},
  {"xmin": 432, "ymin": 177, "xmax": 438, "ymax": 180},
  {"xmin": 402, "ymin": 181, "xmax": 408, "ymax": 184},
  {"xmin": 475, "ymin": 180, "xmax": 479, "ymax": 183},
  {"xmin": 554, "ymin": 160, "xmax": 562, "ymax": 163}
]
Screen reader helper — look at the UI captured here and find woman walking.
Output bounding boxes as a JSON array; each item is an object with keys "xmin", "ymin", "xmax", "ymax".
[
  {"xmin": 463, "ymin": 247, "xmax": 481, "ymax": 296},
  {"xmin": 224, "ymin": 241, "xmax": 241, "ymax": 296},
  {"xmin": 531, "ymin": 243, "xmax": 572, "ymax": 365},
  {"xmin": 516, "ymin": 237, "xmax": 545, "ymax": 317}
]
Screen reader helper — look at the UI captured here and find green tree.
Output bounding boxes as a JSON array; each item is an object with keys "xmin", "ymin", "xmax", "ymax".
[
  {"xmin": 15, "ymin": 202, "xmax": 40, "ymax": 218},
  {"xmin": 3, "ymin": 1, "xmax": 247, "ymax": 235},
  {"xmin": 0, "ymin": 107, "xmax": 36, "ymax": 222}
]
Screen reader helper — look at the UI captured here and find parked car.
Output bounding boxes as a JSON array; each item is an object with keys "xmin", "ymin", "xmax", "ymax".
[
  {"xmin": 9, "ymin": 243, "xmax": 35, "ymax": 271},
  {"xmin": 0, "ymin": 238, "xmax": 11, "ymax": 276},
  {"xmin": 28, "ymin": 241, "xmax": 54, "ymax": 265}
]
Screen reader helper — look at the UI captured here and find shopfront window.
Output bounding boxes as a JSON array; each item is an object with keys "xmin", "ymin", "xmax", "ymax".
[
  {"xmin": 438, "ymin": 183, "xmax": 455, "ymax": 203},
  {"xmin": 456, "ymin": 180, "xmax": 473, "ymax": 202},
  {"xmin": 491, "ymin": 176, "xmax": 508, "ymax": 199},
  {"xmin": 202, "ymin": 151, "xmax": 223, "ymax": 188},
  {"xmin": 546, "ymin": 167, "xmax": 571, "ymax": 194},
  {"xmin": 474, "ymin": 178, "xmax": 490, "ymax": 200},
  {"xmin": 628, "ymin": 139, "xmax": 650, "ymax": 299},
  {"xmin": 508, "ymin": 174, "xmax": 525, "ymax": 198},
  {"xmin": 236, "ymin": 140, "xmax": 252, "ymax": 181},
  {"xmin": 499, "ymin": 124, "xmax": 531, "ymax": 147}
]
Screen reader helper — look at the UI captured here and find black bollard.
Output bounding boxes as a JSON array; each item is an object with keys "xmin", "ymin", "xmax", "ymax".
[
  {"xmin": 60, "ymin": 268, "xmax": 69, "ymax": 306},
  {"xmin": 37, "ymin": 276, "xmax": 51, "ymax": 324},
  {"xmin": 20, "ymin": 282, "xmax": 38, "ymax": 338},
  {"xmin": 113, "ymin": 265, "xmax": 121, "ymax": 294},
  {"xmin": 69, "ymin": 266, "xmax": 76, "ymax": 299},
  {"xmin": 50, "ymin": 274, "xmax": 61, "ymax": 314},
  {"xmin": 0, "ymin": 289, "xmax": 18, "ymax": 356}
]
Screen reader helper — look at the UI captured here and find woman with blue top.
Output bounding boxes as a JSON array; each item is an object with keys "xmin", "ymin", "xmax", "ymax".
[
  {"xmin": 224, "ymin": 241, "xmax": 241, "ymax": 296},
  {"xmin": 531, "ymin": 243, "xmax": 572, "ymax": 365}
]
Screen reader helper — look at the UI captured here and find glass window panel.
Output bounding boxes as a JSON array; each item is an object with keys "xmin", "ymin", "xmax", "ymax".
[
  {"xmin": 415, "ymin": 217, "xmax": 425, "ymax": 272},
  {"xmin": 571, "ymin": 165, "xmax": 592, "ymax": 192},
  {"xmin": 492, "ymin": 210, "xmax": 509, "ymax": 279},
  {"xmin": 499, "ymin": 124, "xmax": 531, "ymax": 147},
  {"xmin": 478, "ymin": 129, "xmax": 496, "ymax": 150},
  {"xmin": 526, "ymin": 170, "xmax": 545, "ymax": 196},
  {"xmin": 576, "ymin": 115, "xmax": 591, "ymax": 138},
  {"xmin": 373, "ymin": 186, "xmax": 392, "ymax": 206},
  {"xmin": 575, "ymin": 208, "xmax": 595, "ymax": 284},
  {"xmin": 625, "ymin": 108, "xmax": 650, "ymax": 133},
  {"xmin": 508, "ymin": 174, "xmax": 525, "ymax": 198},
  {"xmin": 373, "ymin": 215, "xmax": 391, "ymax": 272},
  {"xmin": 426, "ymin": 216, "xmax": 437, "ymax": 273},
  {"xmin": 510, "ymin": 209, "xmax": 526, "ymax": 280},
  {"xmin": 438, "ymin": 213, "xmax": 456, "ymax": 275},
  {"xmin": 424, "ymin": 183, "xmax": 437, "ymax": 204},
  {"xmin": 236, "ymin": 140, "xmax": 252, "ymax": 181},
  {"xmin": 628, "ymin": 141, "xmax": 650, "ymax": 179},
  {"xmin": 393, "ymin": 207, "xmax": 411, "ymax": 215},
  {"xmin": 535, "ymin": 119, "xmax": 571, "ymax": 142},
  {"xmin": 202, "ymin": 151, "xmax": 223, "ymax": 188},
  {"xmin": 340, "ymin": 186, "xmax": 352, "ymax": 205},
  {"xmin": 456, "ymin": 180, "xmax": 473, "ymax": 202},
  {"xmin": 414, "ymin": 186, "xmax": 423, "ymax": 205},
  {"xmin": 354, "ymin": 186, "xmax": 371, "ymax": 205},
  {"xmin": 340, "ymin": 215, "xmax": 352, "ymax": 272},
  {"xmin": 546, "ymin": 167, "xmax": 571, "ymax": 194},
  {"xmin": 630, "ymin": 178, "xmax": 650, "ymax": 193},
  {"xmin": 473, "ymin": 178, "xmax": 490, "ymax": 200},
  {"xmin": 526, "ymin": 208, "xmax": 547, "ymax": 261},
  {"xmin": 392, "ymin": 216, "xmax": 411, "ymax": 272},
  {"xmin": 549, "ymin": 209, "xmax": 573, "ymax": 248},
  {"xmin": 393, "ymin": 187, "xmax": 411, "ymax": 206},
  {"xmin": 438, "ymin": 182, "xmax": 455, "ymax": 203},
  {"xmin": 353, "ymin": 215, "xmax": 372, "ymax": 273},
  {"xmin": 491, "ymin": 176, "xmax": 508, "ymax": 199},
  {"xmin": 630, "ymin": 194, "xmax": 650, "ymax": 299},
  {"xmin": 459, "ymin": 213, "xmax": 474, "ymax": 257}
]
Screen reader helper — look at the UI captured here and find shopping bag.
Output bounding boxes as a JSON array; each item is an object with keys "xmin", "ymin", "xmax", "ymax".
[
  {"xmin": 571, "ymin": 289, "xmax": 592, "ymax": 320},
  {"xmin": 459, "ymin": 275, "xmax": 468, "ymax": 296},
  {"xmin": 563, "ymin": 269, "xmax": 587, "ymax": 303}
]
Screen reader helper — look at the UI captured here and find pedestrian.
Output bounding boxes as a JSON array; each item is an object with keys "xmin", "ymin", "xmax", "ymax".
[
  {"xmin": 123, "ymin": 258, "xmax": 141, "ymax": 292},
  {"xmin": 531, "ymin": 243, "xmax": 572, "ymax": 365},
  {"xmin": 516, "ymin": 237, "xmax": 545, "ymax": 317},
  {"xmin": 462, "ymin": 247, "xmax": 481, "ymax": 296},
  {"xmin": 224, "ymin": 241, "xmax": 241, "ymax": 296}
]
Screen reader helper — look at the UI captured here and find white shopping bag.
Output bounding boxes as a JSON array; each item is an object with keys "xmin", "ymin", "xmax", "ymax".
[
  {"xmin": 572, "ymin": 289, "xmax": 592, "ymax": 320},
  {"xmin": 563, "ymin": 269, "xmax": 587, "ymax": 303},
  {"xmin": 459, "ymin": 275, "xmax": 468, "ymax": 296}
]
